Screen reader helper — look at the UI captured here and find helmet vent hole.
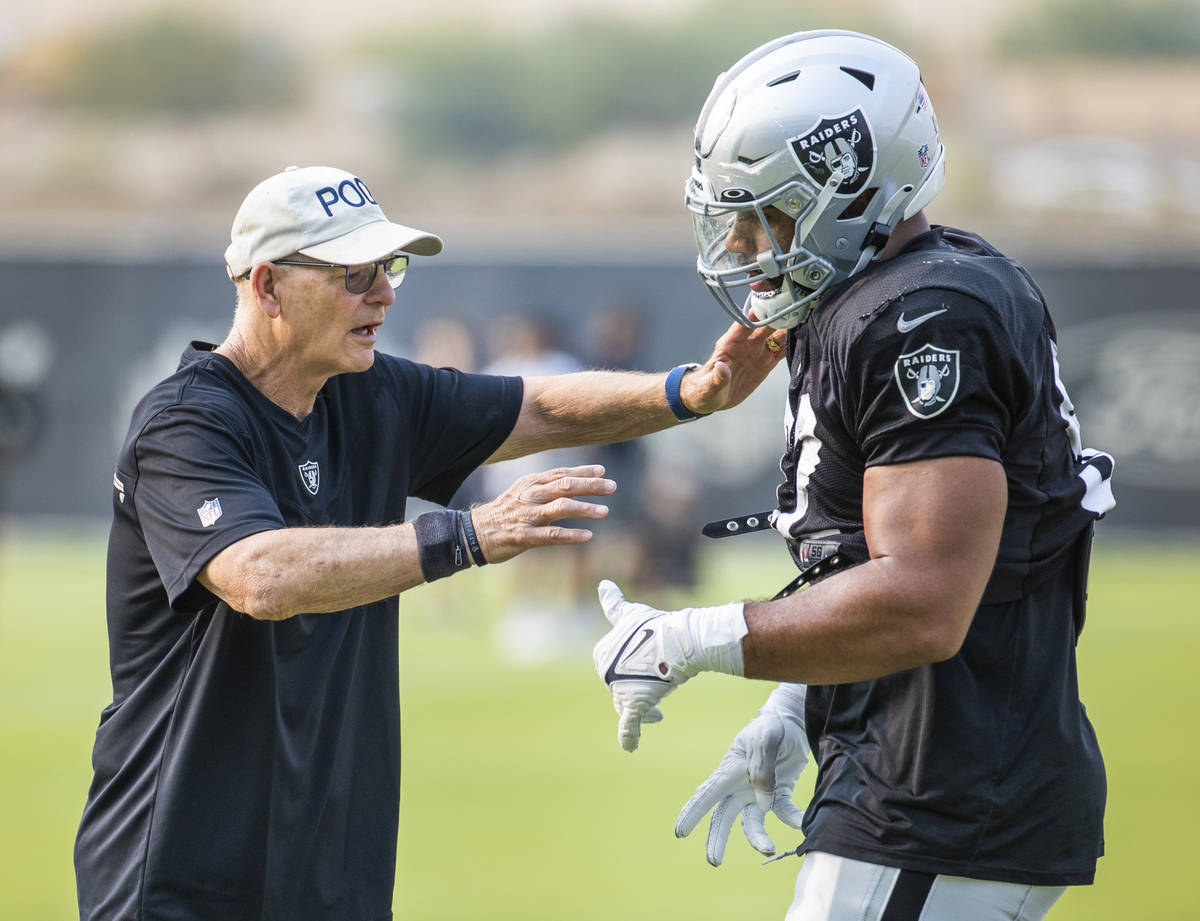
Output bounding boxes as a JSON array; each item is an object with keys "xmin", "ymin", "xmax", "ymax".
[
  {"xmin": 840, "ymin": 67, "xmax": 876, "ymax": 90},
  {"xmin": 838, "ymin": 187, "xmax": 878, "ymax": 221},
  {"xmin": 767, "ymin": 70, "xmax": 801, "ymax": 87}
]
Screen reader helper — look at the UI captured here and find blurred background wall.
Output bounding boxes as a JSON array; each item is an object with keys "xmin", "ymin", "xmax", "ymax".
[{"xmin": 1, "ymin": 0, "xmax": 1198, "ymax": 531}]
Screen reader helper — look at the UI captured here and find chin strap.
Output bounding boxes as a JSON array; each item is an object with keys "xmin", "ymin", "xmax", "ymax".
[{"xmin": 849, "ymin": 183, "xmax": 914, "ymax": 275}]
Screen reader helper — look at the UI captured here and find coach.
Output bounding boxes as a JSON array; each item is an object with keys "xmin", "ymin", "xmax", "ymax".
[{"xmin": 73, "ymin": 165, "xmax": 786, "ymax": 921}]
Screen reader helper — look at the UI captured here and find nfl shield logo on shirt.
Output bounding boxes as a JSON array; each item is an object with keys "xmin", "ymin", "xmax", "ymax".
[
  {"xmin": 893, "ymin": 343, "xmax": 961, "ymax": 419},
  {"xmin": 196, "ymin": 498, "xmax": 223, "ymax": 528},
  {"xmin": 298, "ymin": 460, "xmax": 320, "ymax": 496}
]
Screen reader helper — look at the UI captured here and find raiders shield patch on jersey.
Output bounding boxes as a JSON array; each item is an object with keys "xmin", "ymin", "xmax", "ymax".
[
  {"xmin": 788, "ymin": 108, "xmax": 875, "ymax": 196},
  {"xmin": 893, "ymin": 343, "xmax": 961, "ymax": 419},
  {"xmin": 298, "ymin": 460, "xmax": 320, "ymax": 496}
]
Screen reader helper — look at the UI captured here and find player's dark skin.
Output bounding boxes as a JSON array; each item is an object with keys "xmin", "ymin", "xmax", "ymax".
[
  {"xmin": 725, "ymin": 207, "xmax": 1008, "ymax": 684},
  {"xmin": 198, "ymin": 256, "xmax": 789, "ymax": 620}
]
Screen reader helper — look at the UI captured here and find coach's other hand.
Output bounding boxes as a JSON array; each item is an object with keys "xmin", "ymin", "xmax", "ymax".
[
  {"xmin": 471, "ymin": 465, "xmax": 614, "ymax": 564},
  {"xmin": 592, "ymin": 580, "xmax": 749, "ymax": 753},
  {"xmin": 674, "ymin": 683, "xmax": 809, "ymax": 866}
]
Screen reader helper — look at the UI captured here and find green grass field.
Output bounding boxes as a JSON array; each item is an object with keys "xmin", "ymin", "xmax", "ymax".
[{"xmin": 1, "ymin": 531, "xmax": 1196, "ymax": 920}]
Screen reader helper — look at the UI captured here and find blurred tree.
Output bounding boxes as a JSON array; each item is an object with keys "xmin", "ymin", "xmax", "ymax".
[
  {"xmin": 365, "ymin": 2, "xmax": 909, "ymax": 159},
  {"xmin": 44, "ymin": 11, "xmax": 299, "ymax": 115},
  {"xmin": 1000, "ymin": 0, "xmax": 1200, "ymax": 59}
]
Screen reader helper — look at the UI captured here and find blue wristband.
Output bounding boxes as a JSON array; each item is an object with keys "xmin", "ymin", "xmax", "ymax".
[{"xmin": 665, "ymin": 363, "xmax": 709, "ymax": 422}]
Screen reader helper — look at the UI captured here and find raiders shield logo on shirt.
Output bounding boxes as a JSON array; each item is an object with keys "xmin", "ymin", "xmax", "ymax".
[
  {"xmin": 298, "ymin": 460, "xmax": 320, "ymax": 495},
  {"xmin": 893, "ymin": 343, "xmax": 961, "ymax": 419},
  {"xmin": 788, "ymin": 108, "xmax": 875, "ymax": 196}
]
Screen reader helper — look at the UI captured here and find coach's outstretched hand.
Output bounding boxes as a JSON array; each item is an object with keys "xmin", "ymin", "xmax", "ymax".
[
  {"xmin": 674, "ymin": 683, "xmax": 810, "ymax": 866},
  {"xmin": 592, "ymin": 580, "xmax": 749, "ymax": 753},
  {"xmin": 679, "ymin": 323, "xmax": 788, "ymax": 416},
  {"xmin": 471, "ymin": 465, "xmax": 614, "ymax": 565}
]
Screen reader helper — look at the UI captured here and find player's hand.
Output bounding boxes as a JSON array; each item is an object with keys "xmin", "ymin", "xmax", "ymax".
[
  {"xmin": 471, "ymin": 465, "xmax": 614, "ymax": 564},
  {"xmin": 591, "ymin": 580, "xmax": 700, "ymax": 753},
  {"xmin": 674, "ymin": 684, "xmax": 809, "ymax": 866},
  {"xmin": 680, "ymin": 322, "xmax": 787, "ymax": 416},
  {"xmin": 593, "ymin": 580, "xmax": 748, "ymax": 753}
]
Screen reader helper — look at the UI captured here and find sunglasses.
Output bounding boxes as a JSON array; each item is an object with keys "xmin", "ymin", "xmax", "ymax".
[{"xmin": 272, "ymin": 254, "xmax": 409, "ymax": 294}]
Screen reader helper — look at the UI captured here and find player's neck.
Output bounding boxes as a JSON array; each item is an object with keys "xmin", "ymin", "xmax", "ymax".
[{"xmin": 877, "ymin": 212, "xmax": 932, "ymax": 262}]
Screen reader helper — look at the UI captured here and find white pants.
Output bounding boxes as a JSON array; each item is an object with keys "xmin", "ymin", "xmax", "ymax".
[{"xmin": 785, "ymin": 852, "xmax": 1068, "ymax": 921}]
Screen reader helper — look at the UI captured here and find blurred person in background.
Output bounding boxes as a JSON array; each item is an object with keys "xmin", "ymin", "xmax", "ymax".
[
  {"xmin": 73, "ymin": 164, "xmax": 787, "ymax": 921},
  {"xmin": 479, "ymin": 312, "xmax": 594, "ymax": 662},
  {"xmin": 410, "ymin": 314, "xmax": 491, "ymax": 508},
  {"xmin": 409, "ymin": 314, "xmax": 479, "ymax": 373},
  {"xmin": 594, "ymin": 30, "xmax": 1115, "ymax": 921},
  {"xmin": 627, "ymin": 456, "xmax": 702, "ymax": 595},
  {"xmin": 0, "ymin": 320, "xmax": 52, "ymax": 535},
  {"xmin": 0, "ymin": 382, "xmax": 41, "ymax": 518},
  {"xmin": 584, "ymin": 299, "xmax": 652, "ymax": 524},
  {"xmin": 585, "ymin": 300, "xmax": 704, "ymax": 596}
]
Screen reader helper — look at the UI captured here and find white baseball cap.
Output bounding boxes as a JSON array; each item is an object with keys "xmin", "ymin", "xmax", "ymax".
[{"xmin": 224, "ymin": 165, "xmax": 443, "ymax": 279}]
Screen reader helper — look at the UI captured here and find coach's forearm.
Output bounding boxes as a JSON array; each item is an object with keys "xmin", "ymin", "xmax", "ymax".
[
  {"xmin": 490, "ymin": 371, "xmax": 680, "ymax": 462},
  {"xmin": 488, "ymin": 324, "xmax": 787, "ymax": 463},
  {"xmin": 198, "ymin": 525, "xmax": 427, "ymax": 620}
]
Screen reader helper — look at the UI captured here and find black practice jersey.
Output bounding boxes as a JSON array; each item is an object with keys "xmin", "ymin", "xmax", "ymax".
[
  {"xmin": 775, "ymin": 228, "xmax": 1114, "ymax": 885},
  {"xmin": 75, "ymin": 344, "xmax": 522, "ymax": 921}
]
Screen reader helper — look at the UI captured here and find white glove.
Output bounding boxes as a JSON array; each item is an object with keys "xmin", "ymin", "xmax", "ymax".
[
  {"xmin": 674, "ymin": 683, "xmax": 810, "ymax": 866},
  {"xmin": 592, "ymin": 579, "xmax": 747, "ymax": 753}
]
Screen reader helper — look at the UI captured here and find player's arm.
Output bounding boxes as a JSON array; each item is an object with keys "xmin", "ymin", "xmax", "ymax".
[
  {"xmin": 593, "ymin": 455, "xmax": 1005, "ymax": 750},
  {"xmin": 486, "ymin": 322, "xmax": 786, "ymax": 463},
  {"xmin": 741, "ymin": 454, "xmax": 1005, "ymax": 682},
  {"xmin": 198, "ymin": 465, "xmax": 614, "ymax": 621}
]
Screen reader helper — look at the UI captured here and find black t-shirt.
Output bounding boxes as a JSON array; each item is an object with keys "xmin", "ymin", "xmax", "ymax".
[
  {"xmin": 775, "ymin": 228, "xmax": 1114, "ymax": 885},
  {"xmin": 75, "ymin": 344, "xmax": 522, "ymax": 921}
]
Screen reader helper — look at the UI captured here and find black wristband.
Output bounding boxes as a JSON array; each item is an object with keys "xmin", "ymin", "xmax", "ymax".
[
  {"xmin": 413, "ymin": 510, "xmax": 471, "ymax": 582},
  {"xmin": 458, "ymin": 509, "xmax": 487, "ymax": 566}
]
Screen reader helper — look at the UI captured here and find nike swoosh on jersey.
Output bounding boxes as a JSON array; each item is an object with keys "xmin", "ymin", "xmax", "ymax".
[
  {"xmin": 605, "ymin": 623, "xmax": 671, "ymax": 684},
  {"xmin": 896, "ymin": 308, "xmax": 948, "ymax": 333}
]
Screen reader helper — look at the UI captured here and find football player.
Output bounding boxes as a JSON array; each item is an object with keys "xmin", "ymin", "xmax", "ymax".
[{"xmin": 594, "ymin": 30, "xmax": 1114, "ymax": 921}]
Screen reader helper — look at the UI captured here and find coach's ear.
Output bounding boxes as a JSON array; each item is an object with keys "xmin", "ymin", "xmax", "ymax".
[{"xmin": 249, "ymin": 262, "xmax": 283, "ymax": 319}]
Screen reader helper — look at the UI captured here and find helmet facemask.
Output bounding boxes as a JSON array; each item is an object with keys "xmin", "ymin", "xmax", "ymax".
[
  {"xmin": 688, "ymin": 168, "xmax": 866, "ymax": 330},
  {"xmin": 686, "ymin": 30, "xmax": 947, "ymax": 331}
]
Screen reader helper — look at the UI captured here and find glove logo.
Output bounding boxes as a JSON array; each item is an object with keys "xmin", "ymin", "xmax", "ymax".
[{"xmin": 604, "ymin": 622, "xmax": 671, "ymax": 685}]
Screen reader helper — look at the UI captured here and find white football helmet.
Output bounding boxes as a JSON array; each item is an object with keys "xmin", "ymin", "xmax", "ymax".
[{"xmin": 686, "ymin": 30, "xmax": 946, "ymax": 329}]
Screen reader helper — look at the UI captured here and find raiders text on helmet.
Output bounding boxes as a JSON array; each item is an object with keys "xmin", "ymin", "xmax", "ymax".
[{"xmin": 686, "ymin": 30, "xmax": 947, "ymax": 329}]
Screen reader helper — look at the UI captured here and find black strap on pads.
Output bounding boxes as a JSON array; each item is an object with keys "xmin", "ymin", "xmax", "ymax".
[
  {"xmin": 702, "ymin": 513, "xmax": 854, "ymax": 600},
  {"xmin": 772, "ymin": 541, "xmax": 852, "ymax": 600},
  {"xmin": 702, "ymin": 511, "xmax": 775, "ymax": 538}
]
